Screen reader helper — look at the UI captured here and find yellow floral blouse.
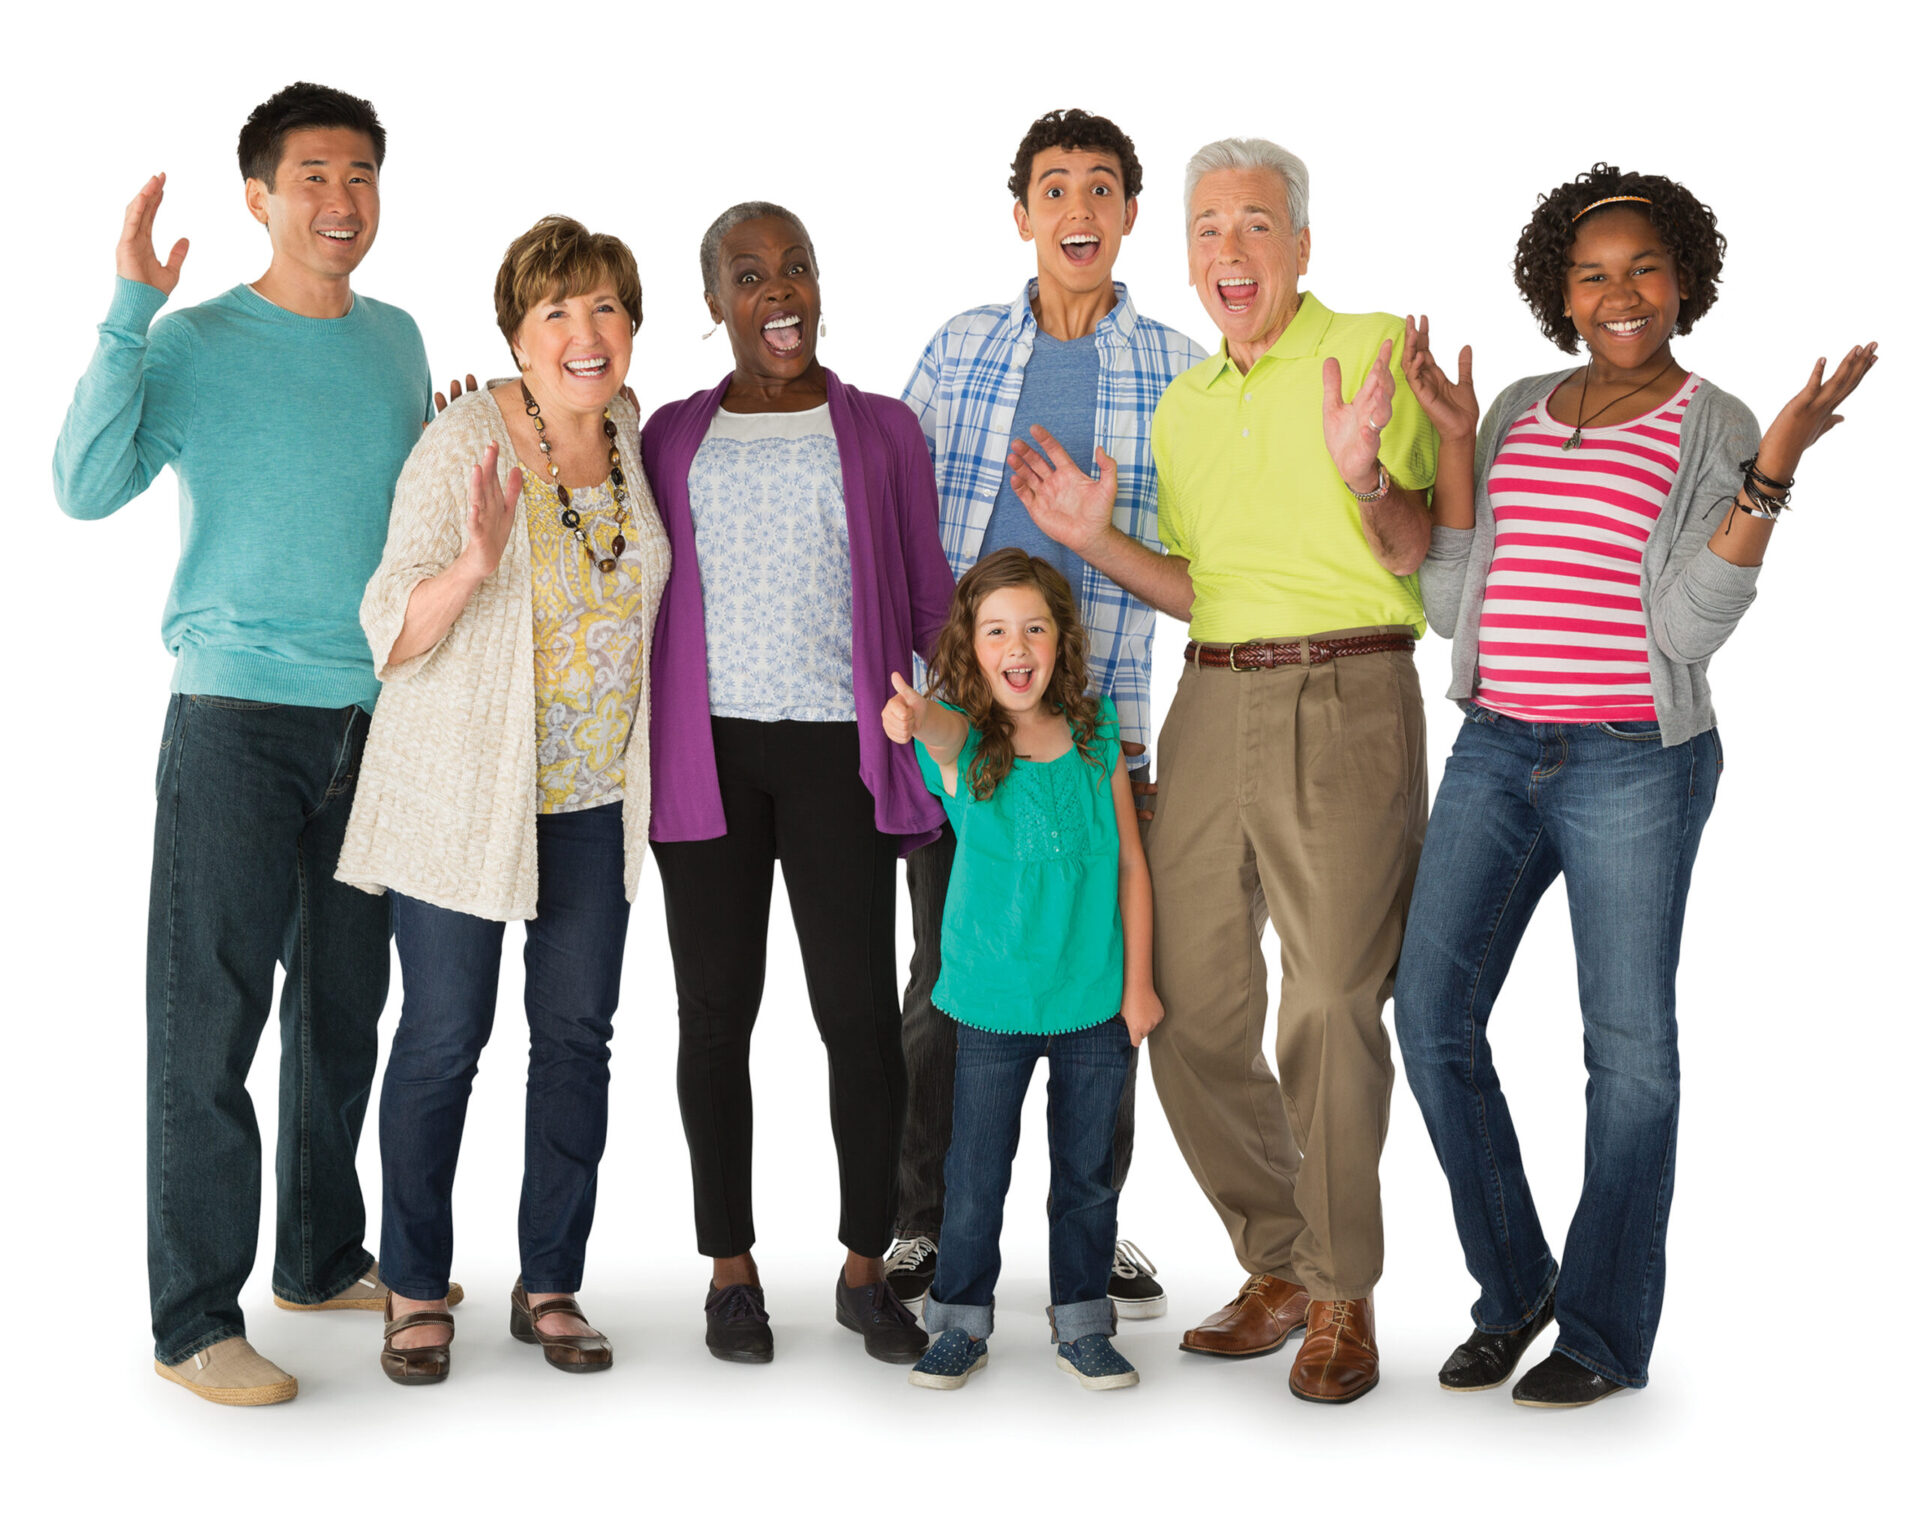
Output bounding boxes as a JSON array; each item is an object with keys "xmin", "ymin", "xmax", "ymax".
[{"xmin": 523, "ymin": 471, "xmax": 668, "ymax": 814}]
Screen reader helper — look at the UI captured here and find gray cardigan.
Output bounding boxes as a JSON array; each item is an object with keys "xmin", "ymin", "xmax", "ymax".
[{"xmin": 1420, "ymin": 369, "xmax": 1763, "ymax": 747}]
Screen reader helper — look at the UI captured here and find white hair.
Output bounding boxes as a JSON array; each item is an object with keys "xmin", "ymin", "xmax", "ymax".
[{"xmin": 1183, "ymin": 138, "xmax": 1310, "ymax": 233}]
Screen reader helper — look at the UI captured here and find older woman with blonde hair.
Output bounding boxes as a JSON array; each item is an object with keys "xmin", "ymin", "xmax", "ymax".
[{"xmin": 335, "ymin": 216, "xmax": 669, "ymax": 1384}]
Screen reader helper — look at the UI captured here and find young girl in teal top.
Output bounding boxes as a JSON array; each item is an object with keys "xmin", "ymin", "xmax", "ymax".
[{"xmin": 883, "ymin": 547, "xmax": 1160, "ymax": 1391}]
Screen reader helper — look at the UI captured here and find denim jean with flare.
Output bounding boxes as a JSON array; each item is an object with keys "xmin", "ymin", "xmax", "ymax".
[{"xmin": 1395, "ymin": 708, "xmax": 1720, "ymax": 1388}]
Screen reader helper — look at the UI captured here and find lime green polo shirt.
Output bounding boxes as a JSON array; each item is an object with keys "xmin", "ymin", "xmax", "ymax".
[{"xmin": 1151, "ymin": 292, "xmax": 1438, "ymax": 642}]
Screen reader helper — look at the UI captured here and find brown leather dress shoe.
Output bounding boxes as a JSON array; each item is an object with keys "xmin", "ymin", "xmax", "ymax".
[
  {"xmin": 1289, "ymin": 1296, "xmax": 1379, "ymax": 1404},
  {"xmin": 1179, "ymin": 1274, "xmax": 1310, "ymax": 1358}
]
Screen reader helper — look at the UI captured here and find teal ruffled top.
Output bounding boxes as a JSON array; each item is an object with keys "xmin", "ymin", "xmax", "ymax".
[{"xmin": 916, "ymin": 697, "xmax": 1124, "ymax": 1034}]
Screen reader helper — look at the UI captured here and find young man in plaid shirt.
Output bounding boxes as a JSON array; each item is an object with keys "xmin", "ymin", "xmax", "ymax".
[{"xmin": 888, "ymin": 109, "xmax": 1204, "ymax": 1319}]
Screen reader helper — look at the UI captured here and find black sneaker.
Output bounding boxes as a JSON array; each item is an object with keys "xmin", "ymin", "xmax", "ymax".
[
  {"xmin": 835, "ymin": 1272, "xmax": 929, "ymax": 1365},
  {"xmin": 883, "ymin": 1236, "xmax": 938, "ymax": 1316},
  {"xmin": 705, "ymin": 1282, "xmax": 773, "ymax": 1364},
  {"xmin": 1108, "ymin": 1239, "xmax": 1166, "ymax": 1321}
]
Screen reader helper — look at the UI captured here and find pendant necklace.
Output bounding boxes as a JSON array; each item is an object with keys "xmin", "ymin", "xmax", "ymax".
[
  {"xmin": 521, "ymin": 381, "xmax": 632, "ymax": 572},
  {"xmin": 1559, "ymin": 360, "xmax": 1679, "ymax": 451}
]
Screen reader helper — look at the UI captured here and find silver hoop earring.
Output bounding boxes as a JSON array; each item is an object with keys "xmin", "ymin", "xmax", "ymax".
[{"xmin": 702, "ymin": 323, "xmax": 720, "ymax": 341}]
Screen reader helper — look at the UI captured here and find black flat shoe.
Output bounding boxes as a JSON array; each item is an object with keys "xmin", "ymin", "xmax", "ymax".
[
  {"xmin": 835, "ymin": 1272, "xmax": 928, "ymax": 1365},
  {"xmin": 1512, "ymin": 1351, "xmax": 1629, "ymax": 1408},
  {"xmin": 1438, "ymin": 1294, "xmax": 1556, "ymax": 1391},
  {"xmin": 705, "ymin": 1282, "xmax": 773, "ymax": 1364}
]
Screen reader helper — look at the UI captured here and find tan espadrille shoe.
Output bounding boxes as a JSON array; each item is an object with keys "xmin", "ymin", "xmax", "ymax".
[
  {"xmin": 274, "ymin": 1263, "xmax": 466, "ymax": 1312},
  {"xmin": 154, "ymin": 1338, "xmax": 298, "ymax": 1406}
]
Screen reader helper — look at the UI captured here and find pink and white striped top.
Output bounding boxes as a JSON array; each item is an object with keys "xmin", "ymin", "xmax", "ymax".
[{"xmin": 1472, "ymin": 375, "xmax": 1699, "ymax": 723}]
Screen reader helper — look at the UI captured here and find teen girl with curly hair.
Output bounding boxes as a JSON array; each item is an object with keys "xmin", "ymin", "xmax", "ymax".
[
  {"xmin": 1393, "ymin": 164, "xmax": 1876, "ymax": 1408},
  {"xmin": 882, "ymin": 547, "xmax": 1159, "ymax": 1391}
]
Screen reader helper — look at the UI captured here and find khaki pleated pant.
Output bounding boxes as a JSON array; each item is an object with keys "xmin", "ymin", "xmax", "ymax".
[{"xmin": 1145, "ymin": 639, "xmax": 1426, "ymax": 1300}]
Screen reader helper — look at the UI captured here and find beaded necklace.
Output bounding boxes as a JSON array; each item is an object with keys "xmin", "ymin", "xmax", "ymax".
[{"xmin": 521, "ymin": 380, "xmax": 631, "ymax": 572}]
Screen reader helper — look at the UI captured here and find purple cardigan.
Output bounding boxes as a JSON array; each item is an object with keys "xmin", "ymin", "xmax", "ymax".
[{"xmin": 641, "ymin": 370, "xmax": 955, "ymax": 852}]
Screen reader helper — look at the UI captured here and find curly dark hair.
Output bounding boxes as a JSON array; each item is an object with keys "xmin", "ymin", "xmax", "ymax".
[
  {"xmin": 1008, "ymin": 108, "xmax": 1143, "ymax": 206},
  {"xmin": 1514, "ymin": 164, "xmax": 1725, "ymax": 354},
  {"xmin": 926, "ymin": 549, "xmax": 1105, "ymax": 802}
]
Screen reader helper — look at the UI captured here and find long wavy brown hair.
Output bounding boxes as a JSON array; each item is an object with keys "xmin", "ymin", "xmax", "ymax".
[{"xmin": 926, "ymin": 548, "xmax": 1104, "ymax": 801}]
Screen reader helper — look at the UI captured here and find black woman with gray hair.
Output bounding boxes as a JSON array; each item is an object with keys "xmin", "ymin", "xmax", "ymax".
[{"xmin": 640, "ymin": 201, "xmax": 954, "ymax": 1369}]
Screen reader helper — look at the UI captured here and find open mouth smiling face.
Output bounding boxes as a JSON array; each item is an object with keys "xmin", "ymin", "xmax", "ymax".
[
  {"xmin": 1563, "ymin": 206, "xmax": 1686, "ymax": 371},
  {"xmin": 711, "ymin": 214, "xmax": 822, "ymax": 379},
  {"xmin": 1017, "ymin": 146, "xmax": 1136, "ymax": 294},
  {"xmin": 973, "ymin": 584, "xmax": 1060, "ymax": 717},
  {"xmin": 1187, "ymin": 166, "xmax": 1310, "ymax": 354}
]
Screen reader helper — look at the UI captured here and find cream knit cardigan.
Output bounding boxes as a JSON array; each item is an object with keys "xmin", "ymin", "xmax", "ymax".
[{"xmin": 335, "ymin": 388, "xmax": 670, "ymax": 921}]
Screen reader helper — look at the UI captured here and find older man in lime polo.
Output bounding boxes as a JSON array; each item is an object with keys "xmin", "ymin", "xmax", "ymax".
[{"xmin": 1007, "ymin": 135, "xmax": 1435, "ymax": 1404}]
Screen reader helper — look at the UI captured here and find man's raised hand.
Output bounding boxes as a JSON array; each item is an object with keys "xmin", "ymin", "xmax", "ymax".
[
  {"xmin": 118, "ymin": 173, "xmax": 189, "ymax": 297},
  {"xmin": 883, "ymin": 670, "xmax": 928, "ymax": 746},
  {"xmin": 1007, "ymin": 426, "xmax": 1119, "ymax": 555},
  {"xmin": 1322, "ymin": 339, "xmax": 1396, "ymax": 490}
]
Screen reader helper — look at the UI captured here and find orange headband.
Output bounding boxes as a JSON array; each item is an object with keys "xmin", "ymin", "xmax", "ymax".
[{"xmin": 1574, "ymin": 194, "xmax": 1653, "ymax": 221}]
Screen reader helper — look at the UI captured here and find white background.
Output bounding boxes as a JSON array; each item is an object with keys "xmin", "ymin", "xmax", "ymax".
[{"xmin": 2, "ymin": 1, "xmax": 1909, "ymax": 1530}]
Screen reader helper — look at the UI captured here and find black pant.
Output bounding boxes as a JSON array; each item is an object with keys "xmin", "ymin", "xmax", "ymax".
[
  {"xmin": 652, "ymin": 718, "xmax": 903, "ymax": 1258},
  {"xmin": 895, "ymin": 824, "xmax": 1137, "ymax": 1241}
]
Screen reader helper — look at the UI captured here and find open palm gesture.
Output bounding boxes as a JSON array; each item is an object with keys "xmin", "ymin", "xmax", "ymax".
[
  {"xmin": 117, "ymin": 173, "xmax": 189, "ymax": 296},
  {"xmin": 1322, "ymin": 340, "xmax": 1396, "ymax": 488},
  {"xmin": 459, "ymin": 442, "xmax": 522, "ymax": 580},
  {"xmin": 1760, "ymin": 343, "xmax": 1878, "ymax": 474},
  {"xmin": 1401, "ymin": 314, "xmax": 1478, "ymax": 444},
  {"xmin": 1007, "ymin": 426, "xmax": 1119, "ymax": 555}
]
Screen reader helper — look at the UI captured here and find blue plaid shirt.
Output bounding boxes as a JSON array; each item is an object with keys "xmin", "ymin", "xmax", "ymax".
[{"xmin": 902, "ymin": 280, "xmax": 1206, "ymax": 767}]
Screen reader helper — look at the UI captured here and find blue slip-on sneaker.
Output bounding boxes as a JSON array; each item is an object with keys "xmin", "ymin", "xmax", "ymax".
[
  {"xmin": 1057, "ymin": 1334, "xmax": 1140, "ymax": 1391},
  {"xmin": 909, "ymin": 1329, "xmax": 989, "ymax": 1390}
]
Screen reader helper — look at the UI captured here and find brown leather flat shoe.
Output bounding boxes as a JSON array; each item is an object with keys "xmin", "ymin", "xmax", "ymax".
[
  {"xmin": 510, "ymin": 1280, "xmax": 613, "ymax": 1374},
  {"xmin": 1289, "ymin": 1296, "xmax": 1379, "ymax": 1404},
  {"xmin": 380, "ymin": 1296, "xmax": 454, "ymax": 1386},
  {"xmin": 1179, "ymin": 1274, "xmax": 1310, "ymax": 1358}
]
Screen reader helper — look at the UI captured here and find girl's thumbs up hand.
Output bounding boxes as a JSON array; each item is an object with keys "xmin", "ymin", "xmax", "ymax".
[{"xmin": 884, "ymin": 671, "xmax": 926, "ymax": 745}]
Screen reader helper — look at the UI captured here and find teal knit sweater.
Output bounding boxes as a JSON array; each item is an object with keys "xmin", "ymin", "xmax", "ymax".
[{"xmin": 54, "ymin": 276, "xmax": 431, "ymax": 710}]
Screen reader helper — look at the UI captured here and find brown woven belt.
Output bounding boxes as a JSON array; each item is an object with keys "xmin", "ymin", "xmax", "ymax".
[{"xmin": 1183, "ymin": 634, "xmax": 1415, "ymax": 670}]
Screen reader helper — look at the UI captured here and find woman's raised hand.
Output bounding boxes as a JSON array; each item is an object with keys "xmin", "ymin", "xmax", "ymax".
[
  {"xmin": 117, "ymin": 173, "xmax": 189, "ymax": 296},
  {"xmin": 1757, "ymin": 343, "xmax": 1879, "ymax": 477},
  {"xmin": 883, "ymin": 671, "xmax": 928, "ymax": 746},
  {"xmin": 1322, "ymin": 340, "xmax": 1396, "ymax": 489},
  {"xmin": 458, "ymin": 442, "xmax": 522, "ymax": 581},
  {"xmin": 1402, "ymin": 314, "xmax": 1478, "ymax": 444},
  {"xmin": 1007, "ymin": 427, "xmax": 1119, "ymax": 555}
]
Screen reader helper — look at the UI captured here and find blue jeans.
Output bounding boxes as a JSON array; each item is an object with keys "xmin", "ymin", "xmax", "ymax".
[
  {"xmin": 1395, "ymin": 708, "xmax": 1721, "ymax": 1387},
  {"xmin": 924, "ymin": 1015, "xmax": 1132, "ymax": 1345},
  {"xmin": 379, "ymin": 802, "xmax": 629, "ymax": 1297},
  {"xmin": 147, "ymin": 695, "xmax": 389, "ymax": 1364}
]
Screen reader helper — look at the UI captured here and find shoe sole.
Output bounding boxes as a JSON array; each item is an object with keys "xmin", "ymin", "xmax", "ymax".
[
  {"xmin": 909, "ymin": 1354, "xmax": 987, "ymax": 1390},
  {"xmin": 1112, "ymin": 1295, "xmax": 1168, "ymax": 1321},
  {"xmin": 835, "ymin": 1303, "xmax": 926, "ymax": 1365},
  {"xmin": 1177, "ymin": 1321, "xmax": 1304, "ymax": 1359},
  {"xmin": 1056, "ymin": 1354, "xmax": 1139, "ymax": 1391},
  {"xmin": 1513, "ymin": 1384, "xmax": 1626, "ymax": 1409},
  {"xmin": 707, "ymin": 1343, "xmax": 774, "ymax": 1364},
  {"xmin": 154, "ymin": 1361, "xmax": 298, "ymax": 1406},
  {"xmin": 1288, "ymin": 1375, "xmax": 1378, "ymax": 1405},
  {"xmin": 1439, "ymin": 1374, "xmax": 1512, "ymax": 1393},
  {"xmin": 276, "ymin": 1281, "xmax": 467, "ymax": 1312}
]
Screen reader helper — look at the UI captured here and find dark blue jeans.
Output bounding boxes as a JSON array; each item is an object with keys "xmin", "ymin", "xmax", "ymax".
[
  {"xmin": 1395, "ymin": 708, "xmax": 1721, "ymax": 1387},
  {"xmin": 147, "ymin": 695, "xmax": 389, "ymax": 1364},
  {"xmin": 924, "ymin": 1015, "xmax": 1133, "ymax": 1345},
  {"xmin": 379, "ymin": 802, "xmax": 629, "ymax": 1297}
]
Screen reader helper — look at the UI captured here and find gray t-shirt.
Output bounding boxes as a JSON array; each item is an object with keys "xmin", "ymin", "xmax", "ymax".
[
  {"xmin": 979, "ymin": 328, "xmax": 1097, "ymax": 595},
  {"xmin": 688, "ymin": 404, "xmax": 856, "ymax": 722}
]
